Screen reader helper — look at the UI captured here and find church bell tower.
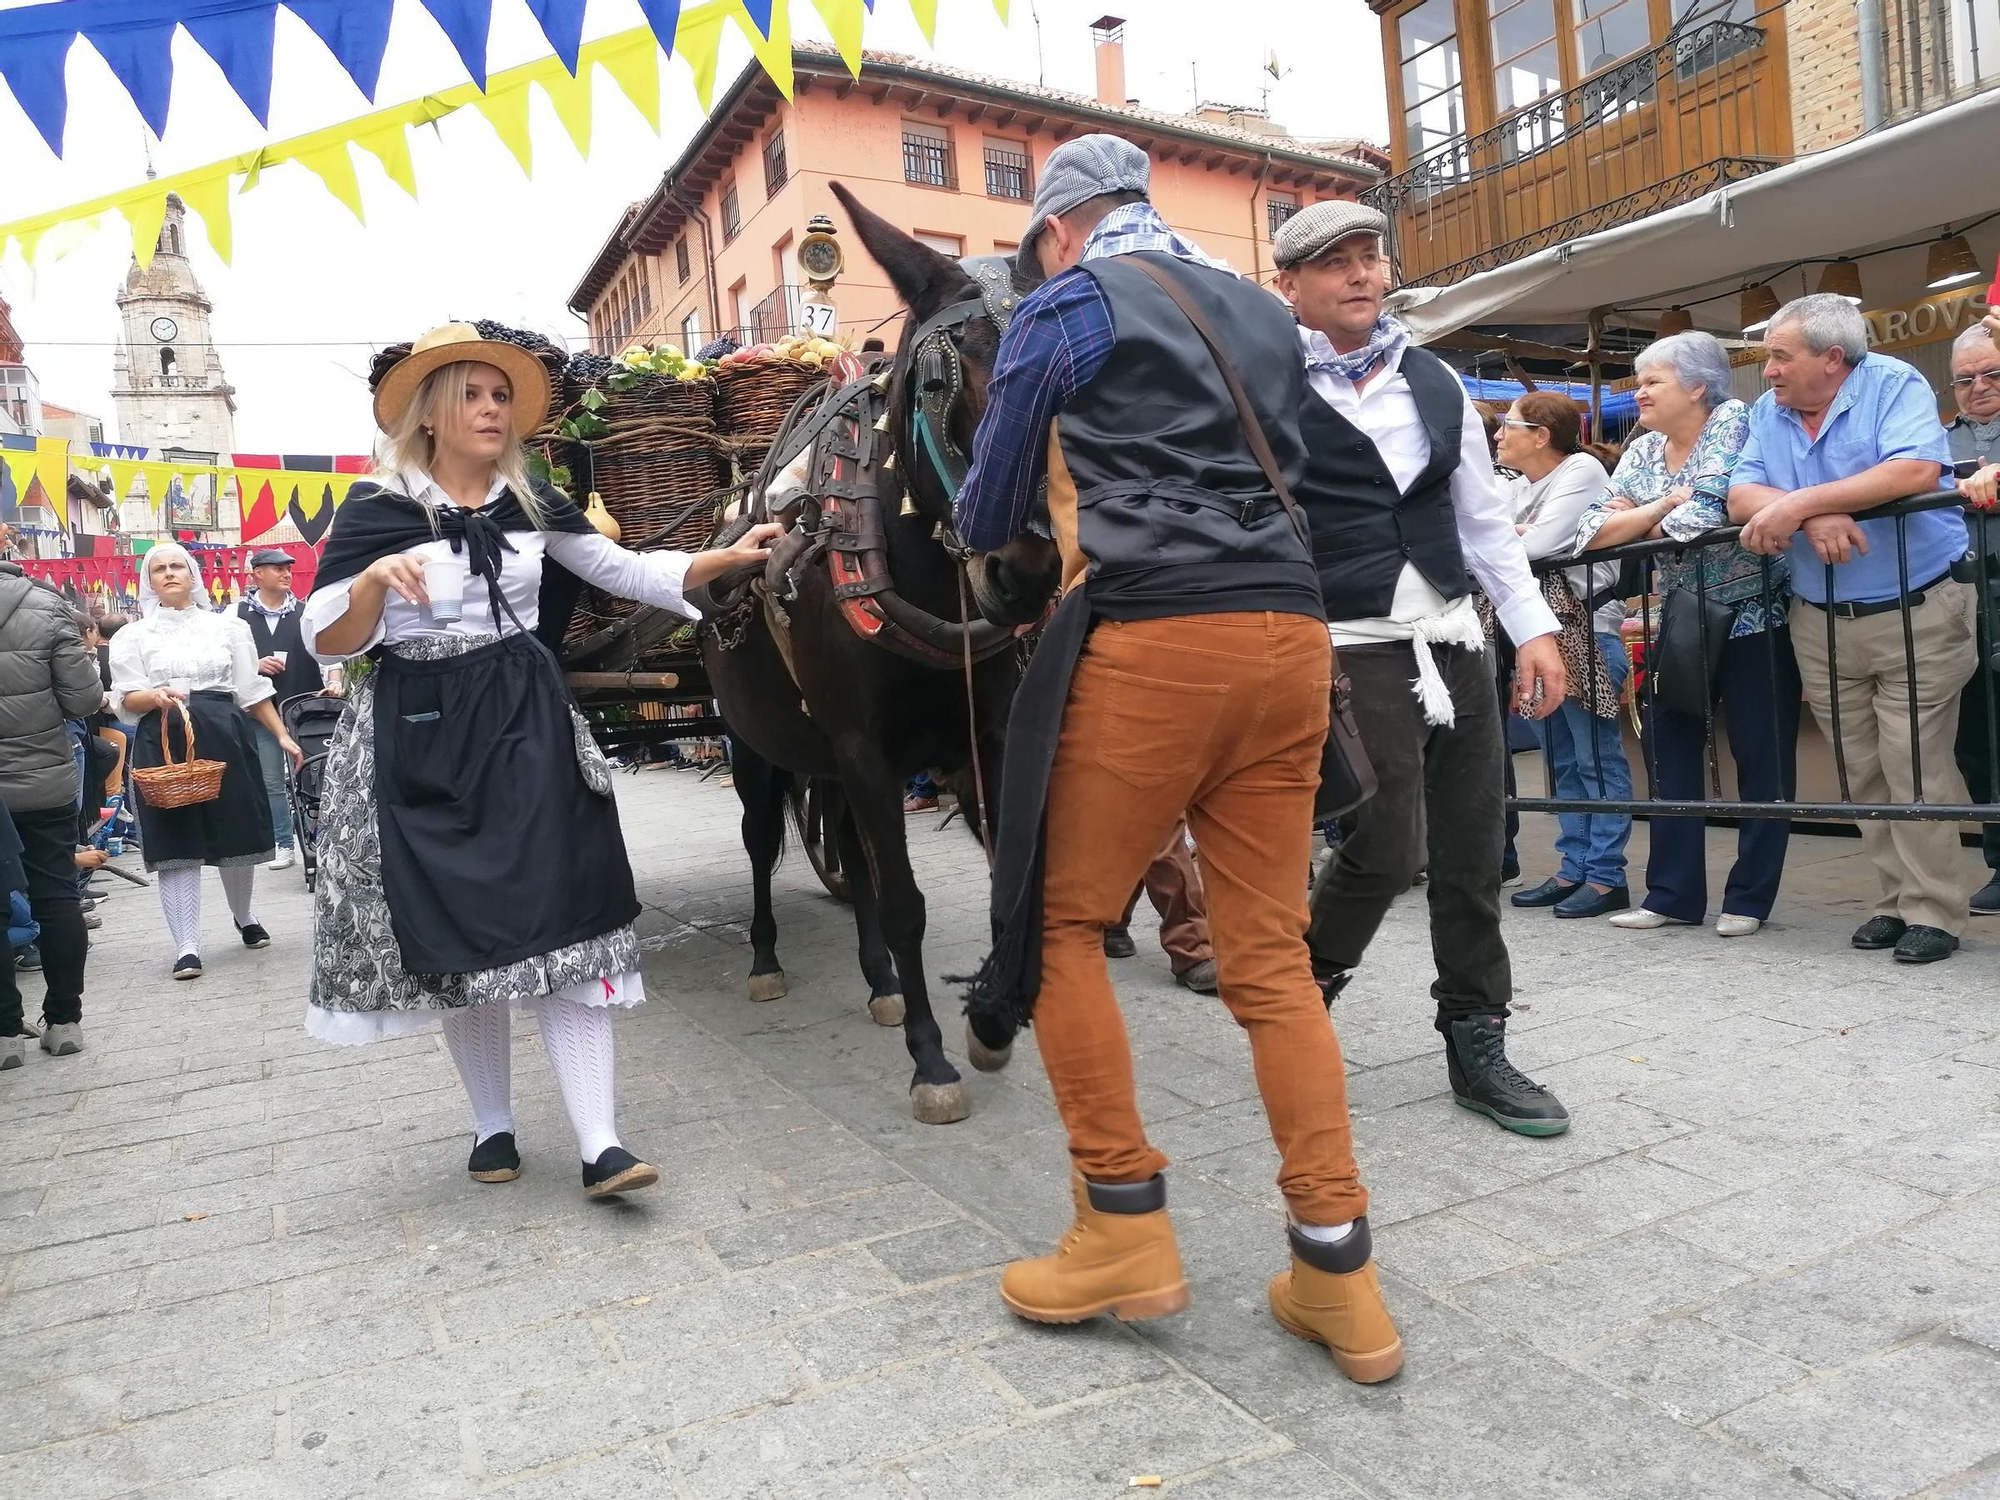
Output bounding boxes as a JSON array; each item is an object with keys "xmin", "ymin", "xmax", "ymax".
[{"xmin": 111, "ymin": 194, "xmax": 237, "ymax": 455}]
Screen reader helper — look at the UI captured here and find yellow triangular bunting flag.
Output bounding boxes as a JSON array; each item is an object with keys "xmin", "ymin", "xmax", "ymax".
[
  {"xmin": 176, "ymin": 172, "xmax": 234, "ymax": 265},
  {"xmin": 475, "ymin": 84, "xmax": 535, "ymax": 175},
  {"xmin": 908, "ymin": 0, "xmax": 939, "ymax": 44},
  {"xmin": 35, "ymin": 438, "xmax": 69, "ymax": 528},
  {"xmin": 732, "ymin": 0, "xmax": 793, "ymax": 99},
  {"xmin": 126, "ymin": 191, "xmax": 171, "ymax": 270},
  {"xmin": 354, "ymin": 123, "xmax": 420, "ymax": 198},
  {"xmin": 107, "ymin": 459, "xmax": 143, "ymax": 503},
  {"xmin": 290, "ymin": 141, "xmax": 366, "ymax": 223},
  {"xmin": 597, "ymin": 35, "xmax": 661, "ymax": 131},
  {"xmin": 0, "ymin": 450, "xmax": 39, "ymax": 510},
  {"xmin": 676, "ymin": 3, "xmax": 728, "ymax": 111},
  {"xmin": 811, "ymin": 0, "xmax": 866, "ymax": 75},
  {"xmin": 539, "ymin": 65, "xmax": 595, "ymax": 158}
]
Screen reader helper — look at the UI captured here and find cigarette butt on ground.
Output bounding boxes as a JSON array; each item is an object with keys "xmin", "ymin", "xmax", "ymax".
[{"xmin": 1129, "ymin": 1479, "xmax": 1163, "ymax": 1489}]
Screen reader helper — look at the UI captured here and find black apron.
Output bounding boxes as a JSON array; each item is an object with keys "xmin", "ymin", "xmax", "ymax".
[
  {"xmin": 369, "ymin": 535, "xmax": 639, "ymax": 977},
  {"xmin": 132, "ymin": 690, "xmax": 276, "ymax": 868}
]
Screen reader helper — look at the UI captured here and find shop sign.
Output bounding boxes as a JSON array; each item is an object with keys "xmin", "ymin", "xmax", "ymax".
[{"xmin": 1865, "ymin": 286, "xmax": 1992, "ymax": 354}]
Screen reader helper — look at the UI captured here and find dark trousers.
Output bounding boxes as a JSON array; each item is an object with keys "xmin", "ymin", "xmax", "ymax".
[
  {"xmin": 1954, "ymin": 614, "xmax": 2000, "ymax": 877},
  {"xmin": 1639, "ymin": 626, "xmax": 1802, "ymax": 923},
  {"xmin": 1, "ymin": 803, "xmax": 87, "ymax": 1034},
  {"xmin": 1306, "ymin": 641, "xmax": 1511, "ymax": 1028}
]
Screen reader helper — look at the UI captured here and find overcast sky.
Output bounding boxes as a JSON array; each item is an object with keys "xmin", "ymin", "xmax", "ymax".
[{"xmin": 0, "ymin": 0, "xmax": 1387, "ymax": 452}]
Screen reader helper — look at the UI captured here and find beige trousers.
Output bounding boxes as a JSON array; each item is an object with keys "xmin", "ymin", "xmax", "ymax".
[{"xmin": 1790, "ymin": 579, "xmax": 1981, "ymax": 935}]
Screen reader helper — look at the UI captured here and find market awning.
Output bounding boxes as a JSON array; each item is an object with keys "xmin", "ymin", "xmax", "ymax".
[{"xmin": 1391, "ymin": 89, "xmax": 2000, "ymax": 344}]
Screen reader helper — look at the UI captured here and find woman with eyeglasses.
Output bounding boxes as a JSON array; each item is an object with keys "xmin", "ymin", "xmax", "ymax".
[{"xmin": 1575, "ymin": 330, "xmax": 1797, "ymax": 940}]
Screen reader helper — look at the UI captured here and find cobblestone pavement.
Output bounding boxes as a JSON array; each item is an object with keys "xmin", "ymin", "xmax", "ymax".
[{"xmin": 5, "ymin": 766, "xmax": 2000, "ymax": 1498}]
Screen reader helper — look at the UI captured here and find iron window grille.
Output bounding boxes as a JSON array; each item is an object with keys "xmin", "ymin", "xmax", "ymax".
[
  {"xmin": 984, "ymin": 141, "xmax": 1032, "ymax": 200},
  {"xmin": 903, "ymin": 123, "xmax": 956, "ymax": 189}
]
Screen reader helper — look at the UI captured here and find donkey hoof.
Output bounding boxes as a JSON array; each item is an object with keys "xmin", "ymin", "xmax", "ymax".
[
  {"xmin": 867, "ymin": 993, "xmax": 906, "ymax": 1027},
  {"xmin": 965, "ymin": 1022, "xmax": 1013, "ymax": 1073},
  {"xmin": 910, "ymin": 1081, "xmax": 970, "ymax": 1124},
  {"xmin": 747, "ymin": 971, "xmax": 789, "ymax": 1003}
]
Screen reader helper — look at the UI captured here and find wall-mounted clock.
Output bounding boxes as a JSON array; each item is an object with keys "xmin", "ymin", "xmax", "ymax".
[{"xmin": 150, "ymin": 316, "xmax": 179, "ymax": 343}]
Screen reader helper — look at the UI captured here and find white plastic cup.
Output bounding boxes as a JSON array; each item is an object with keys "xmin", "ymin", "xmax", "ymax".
[
  {"xmin": 426, "ymin": 565, "xmax": 465, "ymax": 625},
  {"xmin": 271, "ymin": 650, "xmax": 289, "ymax": 667}
]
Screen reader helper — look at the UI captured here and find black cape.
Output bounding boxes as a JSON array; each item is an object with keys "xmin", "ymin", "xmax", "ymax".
[{"xmin": 311, "ymin": 480, "xmax": 592, "ymax": 650}]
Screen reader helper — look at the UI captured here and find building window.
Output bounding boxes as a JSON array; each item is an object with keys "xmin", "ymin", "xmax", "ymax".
[
  {"xmin": 902, "ymin": 121, "xmax": 955, "ymax": 189},
  {"xmin": 763, "ymin": 130, "xmax": 789, "ymax": 196},
  {"xmin": 1573, "ymin": 0, "xmax": 1652, "ymax": 73},
  {"xmin": 983, "ymin": 139, "xmax": 1032, "ymax": 200},
  {"xmin": 1489, "ymin": 0, "xmax": 1563, "ymax": 116},
  {"xmin": 916, "ymin": 231, "xmax": 964, "ymax": 258},
  {"xmin": 159, "ymin": 348, "xmax": 177, "ymax": 383},
  {"xmin": 1266, "ymin": 191, "xmax": 1300, "ymax": 240},
  {"xmin": 1397, "ymin": 0, "xmax": 1465, "ymax": 172},
  {"xmin": 721, "ymin": 182, "xmax": 742, "ymax": 243},
  {"xmin": 674, "ymin": 237, "xmax": 691, "ymax": 285},
  {"xmin": 682, "ymin": 309, "xmax": 702, "ymax": 350}
]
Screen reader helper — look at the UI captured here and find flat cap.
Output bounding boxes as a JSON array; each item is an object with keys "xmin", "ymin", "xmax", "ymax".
[
  {"xmin": 1273, "ymin": 200, "xmax": 1389, "ymax": 269},
  {"xmin": 247, "ymin": 548, "xmax": 295, "ymax": 569},
  {"xmin": 1018, "ymin": 134, "xmax": 1150, "ymax": 266}
]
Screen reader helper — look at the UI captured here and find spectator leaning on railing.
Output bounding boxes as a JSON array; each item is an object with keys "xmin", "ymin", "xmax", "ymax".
[
  {"xmin": 1496, "ymin": 390, "xmax": 1631, "ymax": 919},
  {"xmin": 1577, "ymin": 331, "xmax": 1799, "ymax": 939},
  {"xmin": 1734, "ymin": 294, "xmax": 1975, "ymax": 965},
  {"xmin": 1946, "ymin": 322, "xmax": 2000, "ymax": 915}
]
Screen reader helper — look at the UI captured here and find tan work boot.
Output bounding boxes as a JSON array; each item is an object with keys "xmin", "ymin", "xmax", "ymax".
[
  {"xmin": 1268, "ymin": 1219, "xmax": 1404, "ymax": 1383},
  {"xmin": 1000, "ymin": 1173, "xmax": 1189, "ymax": 1324}
]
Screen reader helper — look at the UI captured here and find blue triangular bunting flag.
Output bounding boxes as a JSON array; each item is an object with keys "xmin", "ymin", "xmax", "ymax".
[
  {"xmin": 82, "ymin": 18, "xmax": 179, "ymax": 136},
  {"xmin": 635, "ymin": 0, "xmax": 684, "ymax": 54},
  {"xmin": 0, "ymin": 28, "xmax": 75, "ymax": 155},
  {"xmin": 417, "ymin": 0, "xmax": 493, "ymax": 91},
  {"xmin": 740, "ymin": 0, "xmax": 774, "ymax": 36},
  {"xmin": 287, "ymin": 0, "xmax": 396, "ymax": 101},
  {"xmin": 525, "ymin": 0, "xmax": 587, "ymax": 73},
  {"xmin": 185, "ymin": 5, "xmax": 277, "ymax": 126}
]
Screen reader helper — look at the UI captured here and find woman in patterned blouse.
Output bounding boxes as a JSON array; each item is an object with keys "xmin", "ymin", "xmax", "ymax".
[{"xmin": 1574, "ymin": 331, "xmax": 1802, "ymax": 939}]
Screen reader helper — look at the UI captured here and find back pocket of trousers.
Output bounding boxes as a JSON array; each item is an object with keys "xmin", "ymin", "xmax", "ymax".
[{"xmin": 1094, "ymin": 669, "xmax": 1231, "ymax": 789}]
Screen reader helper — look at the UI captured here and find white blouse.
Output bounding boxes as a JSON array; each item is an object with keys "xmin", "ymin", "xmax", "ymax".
[
  {"xmin": 110, "ymin": 606, "xmax": 274, "ymax": 723},
  {"xmin": 301, "ymin": 471, "xmax": 701, "ymax": 663}
]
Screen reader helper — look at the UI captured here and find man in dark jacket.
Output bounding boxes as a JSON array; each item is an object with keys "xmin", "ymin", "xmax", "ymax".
[
  {"xmin": 957, "ymin": 136, "xmax": 1400, "ymax": 1384},
  {"xmin": 237, "ymin": 548, "xmax": 328, "ymax": 871},
  {"xmin": 1276, "ymin": 202, "xmax": 1572, "ymax": 1139},
  {"xmin": 0, "ymin": 560, "xmax": 105, "ymax": 1063}
]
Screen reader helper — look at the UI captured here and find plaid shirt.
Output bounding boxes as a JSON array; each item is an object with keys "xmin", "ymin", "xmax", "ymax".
[{"xmin": 955, "ymin": 206, "xmax": 1230, "ymax": 553}]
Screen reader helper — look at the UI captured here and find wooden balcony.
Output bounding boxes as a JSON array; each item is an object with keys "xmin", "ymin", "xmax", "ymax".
[{"xmin": 1365, "ymin": 15, "xmax": 1788, "ymax": 288}]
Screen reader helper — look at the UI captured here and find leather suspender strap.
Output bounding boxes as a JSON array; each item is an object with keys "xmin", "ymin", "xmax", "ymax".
[{"xmin": 1127, "ymin": 257, "xmax": 1309, "ymax": 549}]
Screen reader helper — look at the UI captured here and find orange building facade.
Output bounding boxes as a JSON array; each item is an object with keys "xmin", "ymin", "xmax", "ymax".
[{"xmin": 570, "ymin": 31, "xmax": 1386, "ymax": 355}]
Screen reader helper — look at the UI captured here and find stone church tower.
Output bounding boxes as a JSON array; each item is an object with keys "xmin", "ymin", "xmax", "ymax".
[{"xmin": 111, "ymin": 194, "xmax": 236, "ymax": 455}]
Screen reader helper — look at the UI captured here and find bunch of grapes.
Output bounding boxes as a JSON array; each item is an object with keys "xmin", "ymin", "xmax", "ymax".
[
  {"xmin": 367, "ymin": 341, "xmax": 413, "ymax": 392},
  {"xmin": 470, "ymin": 320, "xmax": 568, "ymax": 378},
  {"xmin": 565, "ymin": 352, "xmax": 625, "ymax": 385}
]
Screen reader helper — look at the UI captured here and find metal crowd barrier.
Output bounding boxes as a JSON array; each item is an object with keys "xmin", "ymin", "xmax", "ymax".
[{"xmin": 1507, "ymin": 490, "xmax": 2000, "ymax": 826}]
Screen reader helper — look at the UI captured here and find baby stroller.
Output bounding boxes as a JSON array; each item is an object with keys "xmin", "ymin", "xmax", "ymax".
[{"xmin": 280, "ymin": 693, "xmax": 348, "ymax": 893}]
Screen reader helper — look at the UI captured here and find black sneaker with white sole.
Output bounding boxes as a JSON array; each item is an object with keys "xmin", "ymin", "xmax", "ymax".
[
  {"xmin": 468, "ymin": 1132, "xmax": 522, "ymax": 1183},
  {"xmin": 237, "ymin": 922, "xmax": 271, "ymax": 949},
  {"xmin": 173, "ymin": 953, "xmax": 203, "ymax": 980},
  {"xmin": 582, "ymin": 1146, "xmax": 659, "ymax": 1199}
]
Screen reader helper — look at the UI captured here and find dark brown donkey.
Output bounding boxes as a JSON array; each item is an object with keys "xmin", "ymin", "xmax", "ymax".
[{"xmin": 698, "ymin": 183, "xmax": 1039, "ymax": 1124}]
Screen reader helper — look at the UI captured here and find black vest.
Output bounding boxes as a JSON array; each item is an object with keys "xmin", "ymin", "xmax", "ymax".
[
  {"xmin": 1295, "ymin": 345, "xmax": 1474, "ymax": 623},
  {"xmin": 237, "ymin": 598, "xmax": 324, "ymax": 703},
  {"xmin": 1052, "ymin": 253, "xmax": 1324, "ymax": 623}
]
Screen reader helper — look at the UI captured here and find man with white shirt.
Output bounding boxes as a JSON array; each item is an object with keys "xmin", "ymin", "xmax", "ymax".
[{"xmin": 1276, "ymin": 202, "xmax": 1572, "ymax": 1138}]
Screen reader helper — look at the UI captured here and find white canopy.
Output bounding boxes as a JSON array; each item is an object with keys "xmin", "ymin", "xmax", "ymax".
[{"xmin": 1391, "ymin": 88, "xmax": 2000, "ymax": 343}]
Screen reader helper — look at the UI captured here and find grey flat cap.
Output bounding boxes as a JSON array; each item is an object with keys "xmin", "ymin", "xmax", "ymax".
[
  {"xmin": 1018, "ymin": 134, "xmax": 1150, "ymax": 268},
  {"xmin": 247, "ymin": 548, "xmax": 295, "ymax": 568},
  {"xmin": 1273, "ymin": 200, "xmax": 1389, "ymax": 269}
]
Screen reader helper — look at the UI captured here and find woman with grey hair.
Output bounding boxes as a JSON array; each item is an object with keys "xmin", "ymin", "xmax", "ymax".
[{"xmin": 1575, "ymin": 330, "xmax": 1800, "ymax": 938}]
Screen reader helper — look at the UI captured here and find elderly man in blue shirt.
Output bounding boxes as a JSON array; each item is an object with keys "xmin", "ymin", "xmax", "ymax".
[{"xmin": 1734, "ymin": 293, "xmax": 1975, "ymax": 964}]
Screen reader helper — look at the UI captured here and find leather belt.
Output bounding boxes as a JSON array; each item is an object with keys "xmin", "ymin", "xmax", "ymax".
[{"xmin": 1799, "ymin": 565, "xmax": 1955, "ymax": 620}]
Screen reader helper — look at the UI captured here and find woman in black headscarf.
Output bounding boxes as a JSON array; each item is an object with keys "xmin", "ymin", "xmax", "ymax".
[{"xmin": 302, "ymin": 323, "xmax": 777, "ymax": 1197}]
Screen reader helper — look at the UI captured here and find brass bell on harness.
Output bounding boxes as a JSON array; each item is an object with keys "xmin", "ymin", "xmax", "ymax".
[
  {"xmin": 873, "ymin": 411, "xmax": 894, "ymax": 433},
  {"xmin": 901, "ymin": 495, "xmax": 920, "ymax": 517}
]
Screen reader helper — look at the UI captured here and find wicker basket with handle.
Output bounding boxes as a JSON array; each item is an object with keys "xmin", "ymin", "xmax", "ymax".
[{"xmin": 131, "ymin": 702, "xmax": 227, "ymax": 809}]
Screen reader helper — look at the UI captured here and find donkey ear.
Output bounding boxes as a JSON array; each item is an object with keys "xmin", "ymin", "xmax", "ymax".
[{"xmin": 829, "ymin": 181, "xmax": 974, "ymax": 319}]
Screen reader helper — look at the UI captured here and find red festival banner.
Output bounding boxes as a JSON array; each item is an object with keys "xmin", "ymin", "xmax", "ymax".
[{"xmin": 20, "ymin": 541, "xmax": 319, "ymax": 607}]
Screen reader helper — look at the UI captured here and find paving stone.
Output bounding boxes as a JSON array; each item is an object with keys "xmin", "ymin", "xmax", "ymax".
[
  {"xmin": 787, "ymin": 1271, "xmax": 1012, "ymax": 1382},
  {"xmin": 273, "ymin": 1227, "xmax": 547, "ymax": 1325},
  {"xmin": 1660, "ymin": 1167, "xmax": 1946, "ymax": 1272},
  {"xmin": 139, "ymin": 1219, "xmax": 407, "ymax": 1306},
  {"xmin": 173, "ymin": 1417, "xmax": 473, "ymax": 1500},
  {"xmin": 1453, "ymin": 1154, "xmax": 1730, "ymax": 1255},
  {"xmin": 0, "ymin": 1195, "xmax": 160, "ymax": 1255},
  {"xmin": 0, "ymin": 1284, "xmax": 272, "ymax": 1390},
  {"xmin": 0, "ymin": 1397, "xmax": 276, "ymax": 1500},
  {"xmin": 1577, "ymin": 1318, "xmax": 1806, "ymax": 1426},
  {"xmin": 1451, "ymin": 1230, "xmax": 1753, "ymax": 1349},
  {"xmin": 434, "ymin": 1232, "xmax": 721, "ymax": 1343},
  {"xmin": 668, "ymin": 1356, "xmax": 1004, "ymax": 1500},
  {"xmin": 901, "ymin": 1380, "xmax": 1277, "ymax": 1498},
  {"xmin": 703, "ymin": 1181, "xmax": 961, "ymax": 1270},
  {"xmin": 469, "ymin": 1334, "xmax": 810, "ymax": 1475},
  {"xmin": 976, "ymin": 1323, "xmax": 1178, "ymax": 1407},
  {"xmin": 306, "ymin": 1318, "xmax": 608, "ymax": 1436},
  {"xmin": 1162, "ymin": 1448, "xmax": 1371, "ymax": 1499},
  {"xmin": 867, "ymin": 1219, "xmax": 1018, "ymax": 1285},
  {"xmin": 602, "ymin": 1246, "xmax": 902, "ymax": 1364},
  {"xmin": 9, "ymin": 1205, "xmax": 274, "ymax": 1291},
  {"xmin": 1701, "ymin": 1240, "xmax": 2000, "ymax": 1368},
  {"xmin": 1899, "ymin": 1189, "xmax": 2000, "ymax": 1270},
  {"xmin": 1722, "ymin": 1340, "xmax": 2000, "ymax": 1499},
  {"xmin": 1374, "ymin": 1212, "xmax": 1536, "ymax": 1291},
  {"xmin": 118, "ymin": 1305, "xmax": 437, "ymax": 1420}
]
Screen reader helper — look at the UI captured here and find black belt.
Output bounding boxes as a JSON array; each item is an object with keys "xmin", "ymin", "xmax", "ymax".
[{"xmin": 1799, "ymin": 562, "xmax": 1963, "ymax": 619}]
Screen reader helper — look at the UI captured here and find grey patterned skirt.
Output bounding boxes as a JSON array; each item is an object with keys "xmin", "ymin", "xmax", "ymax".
[{"xmin": 304, "ymin": 633, "xmax": 640, "ymax": 1045}]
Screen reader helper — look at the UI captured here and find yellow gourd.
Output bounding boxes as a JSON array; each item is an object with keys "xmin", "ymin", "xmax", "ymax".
[{"xmin": 584, "ymin": 490, "xmax": 620, "ymax": 542}]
